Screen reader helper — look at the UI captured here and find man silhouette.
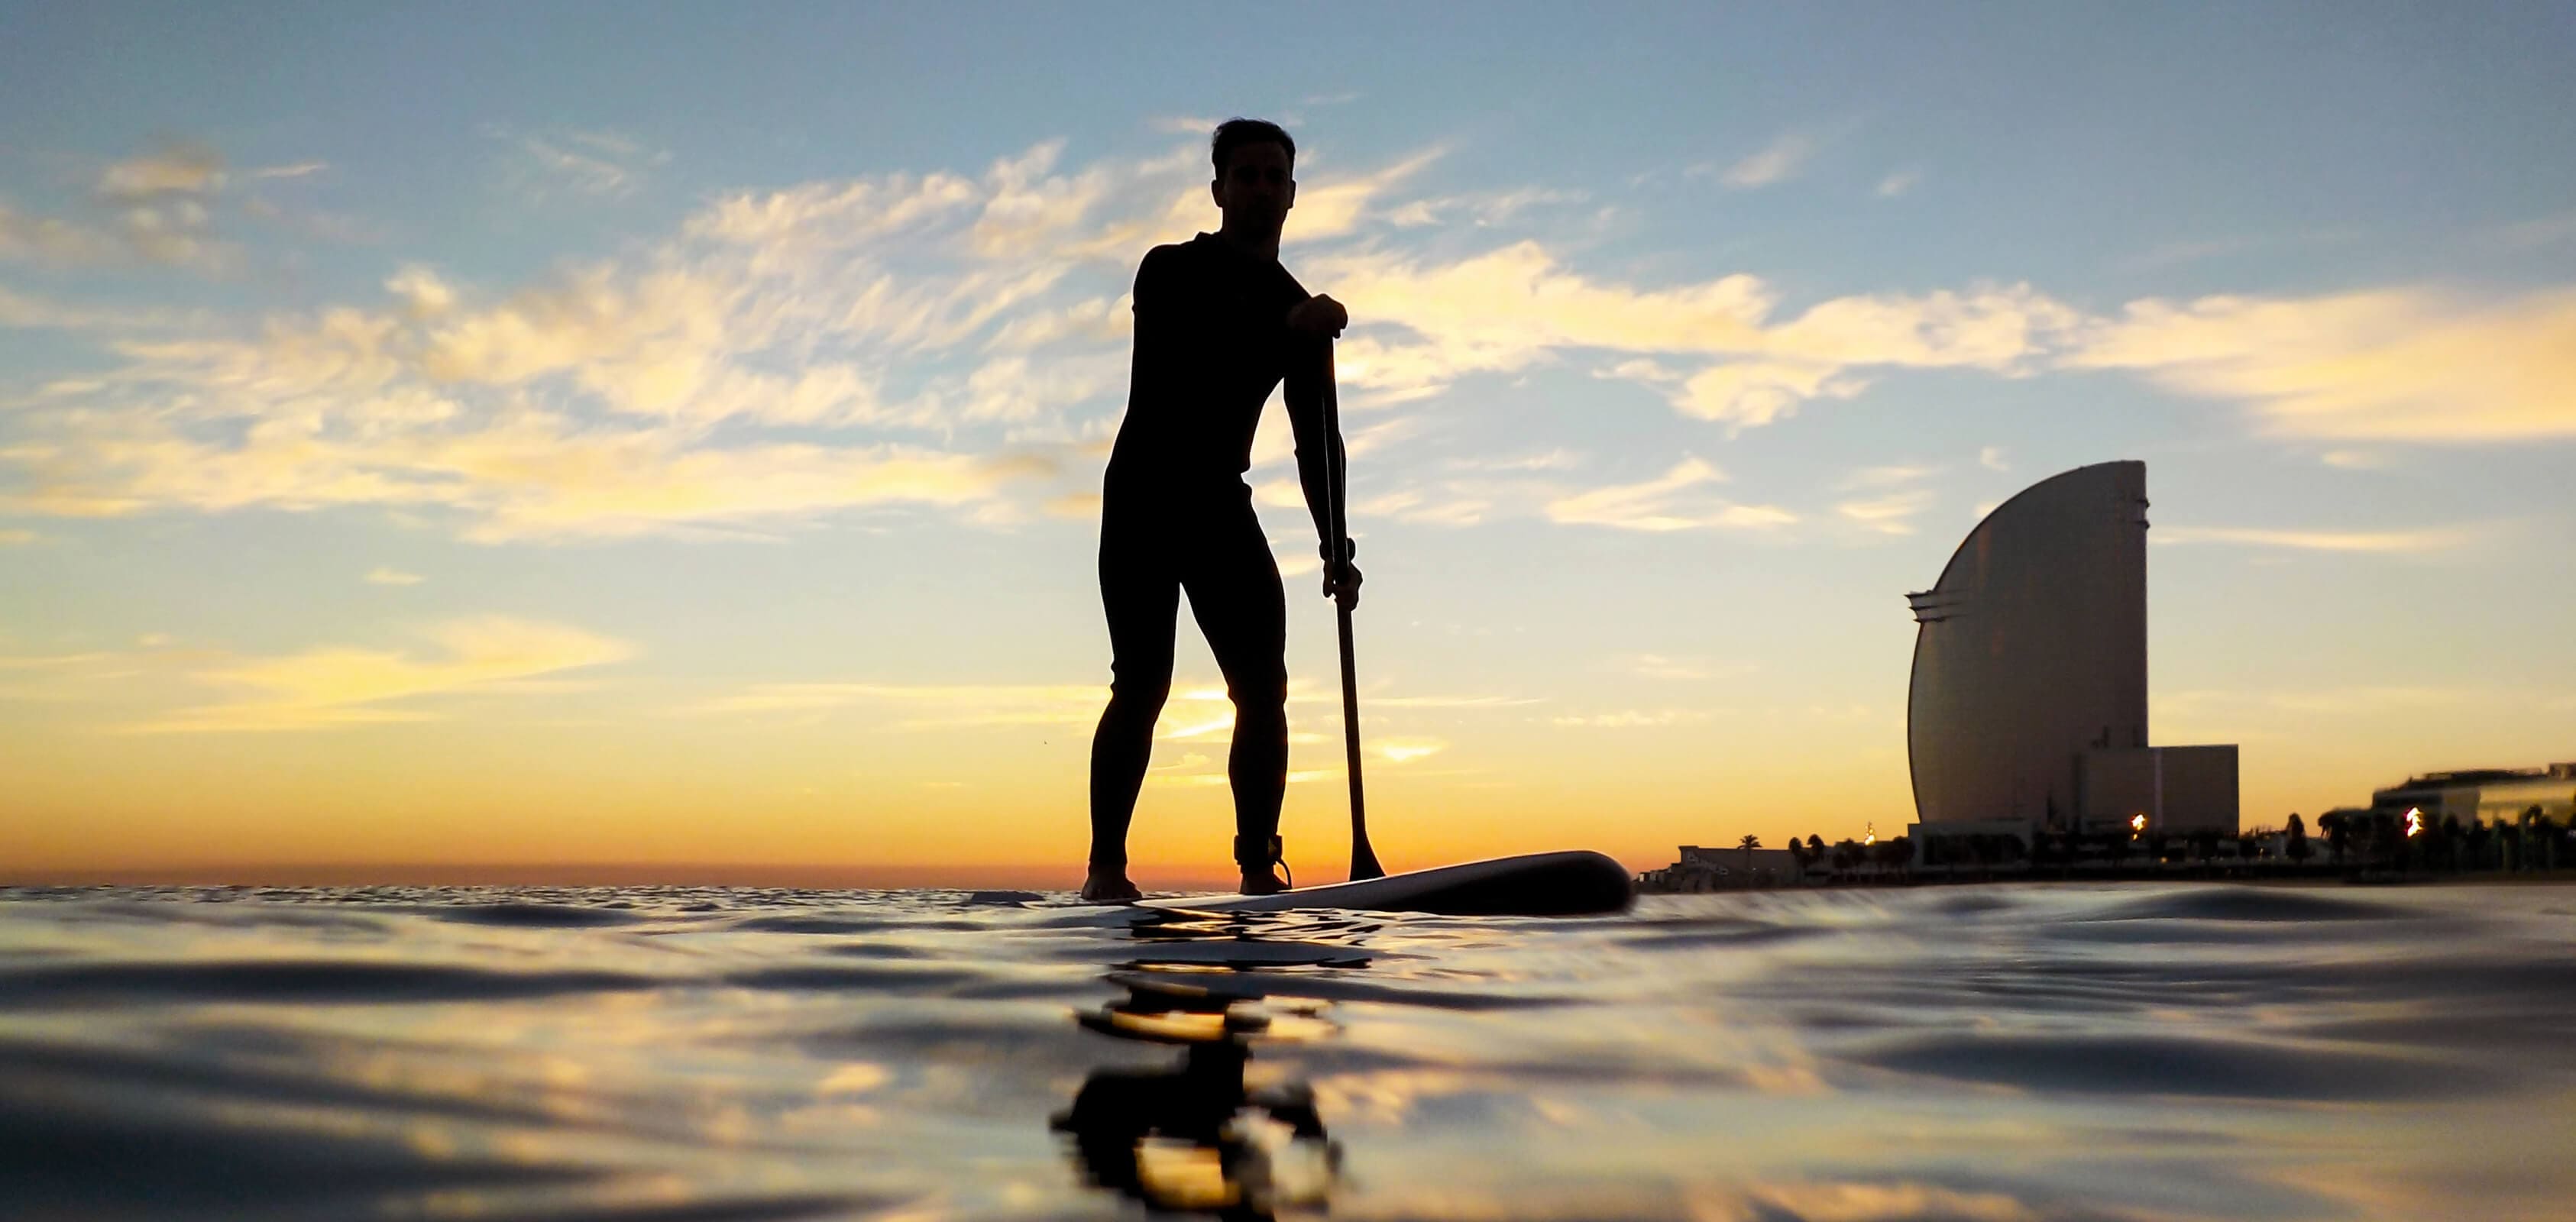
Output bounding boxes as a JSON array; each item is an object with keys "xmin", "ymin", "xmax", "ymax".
[{"xmin": 1082, "ymin": 118, "xmax": 1361, "ymax": 903}]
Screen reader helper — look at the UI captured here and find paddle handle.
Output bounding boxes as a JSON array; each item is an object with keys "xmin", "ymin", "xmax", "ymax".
[{"xmin": 1319, "ymin": 338, "xmax": 1383, "ymax": 882}]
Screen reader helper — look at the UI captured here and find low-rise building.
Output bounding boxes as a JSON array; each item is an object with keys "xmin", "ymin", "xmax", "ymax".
[{"xmin": 2370, "ymin": 764, "xmax": 2576, "ymax": 826}]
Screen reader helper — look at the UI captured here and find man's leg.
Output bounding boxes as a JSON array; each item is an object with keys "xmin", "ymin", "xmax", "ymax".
[
  {"xmin": 1183, "ymin": 499, "xmax": 1290, "ymax": 891},
  {"xmin": 1087, "ymin": 518, "xmax": 1176, "ymax": 901}
]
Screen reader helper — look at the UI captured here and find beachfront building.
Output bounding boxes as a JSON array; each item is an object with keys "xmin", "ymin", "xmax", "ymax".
[
  {"xmin": 1637, "ymin": 845, "xmax": 1804, "ymax": 891},
  {"xmin": 2369, "ymin": 764, "xmax": 2576, "ymax": 825},
  {"xmin": 1902, "ymin": 461, "xmax": 2239, "ymax": 866}
]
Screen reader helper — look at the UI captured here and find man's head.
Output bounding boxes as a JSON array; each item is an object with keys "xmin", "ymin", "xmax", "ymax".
[{"xmin": 1210, "ymin": 118, "xmax": 1295, "ymax": 231}]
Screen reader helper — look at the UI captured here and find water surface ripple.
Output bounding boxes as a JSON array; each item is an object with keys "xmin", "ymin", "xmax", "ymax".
[{"xmin": 1, "ymin": 882, "xmax": 2568, "ymax": 1221}]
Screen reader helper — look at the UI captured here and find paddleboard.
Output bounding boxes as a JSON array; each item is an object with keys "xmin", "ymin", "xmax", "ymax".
[{"xmin": 1138, "ymin": 850, "xmax": 1633, "ymax": 916}]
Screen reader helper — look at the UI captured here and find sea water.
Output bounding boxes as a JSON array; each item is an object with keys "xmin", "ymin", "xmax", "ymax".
[{"xmin": 1, "ymin": 882, "xmax": 2569, "ymax": 1221}]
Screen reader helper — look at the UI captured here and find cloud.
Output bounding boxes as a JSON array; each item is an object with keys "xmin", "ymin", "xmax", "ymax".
[
  {"xmin": 1314, "ymin": 240, "xmax": 2078, "ymax": 423},
  {"xmin": 0, "ymin": 202, "xmax": 124, "ymax": 263},
  {"xmin": 1836, "ymin": 464, "xmax": 1937, "ymax": 490},
  {"xmin": 2482, "ymin": 209, "xmax": 2576, "ymax": 251},
  {"xmin": 1, "ymin": 141, "xmax": 241, "ymax": 270},
  {"xmin": 1837, "ymin": 490, "xmax": 1934, "ymax": 535},
  {"xmin": 5, "ymin": 138, "xmax": 1289, "ymax": 539},
  {"xmin": 0, "ymin": 284, "xmax": 190, "ymax": 331},
  {"xmin": 0, "ymin": 528, "xmax": 34, "ymax": 545},
  {"xmin": 365, "ymin": 566, "xmax": 424, "ymax": 585},
  {"xmin": 1876, "ymin": 170, "xmax": 1920, "ymax": 199},
  {"xmin": 0, "ymin": 397, "xmax": 1039, "ymax": 541},
  {"xmin": 125, "ymin": 616, "xmax": 632, "ymax": 732},
  {"xmin": 1717, "ymin": 133, "xmax": 1814, "ymax": 189},
  {"xmin": 1550, "ymin": 708, "xmax": 1714, "ymax": 728},
  {"xmin": 1545, "ymin": 457, "xmax": 1794, "ymax": 532},
  {"xmin": 1442, "ymin": 448, "xmax": 1581, "ymax": 472},
  {"xmin": 245, "ymin": 162, "xmax": 328, "ymax": 181},
  {"xmin": 2063, "ymin": 289, "xmax": 2576, "ymax": 441},
  {"xmin": 1615, "ymin": 653, "xmax": 1752, "ymax": 681},
  {"xmin": 684, "ymin": 676, "xmax": 1342, "ymax": 739},
  {"xmin": 495, "ymin": 126, "xmax": 670, "ymax": 202},
  {"xmin": 1374, "ymin": 738, "xmax": 1445, "ymax": 763},
  {"xmin": 95, "ymin": 144, "xmax": 228, "ymax": 201},
  {"xmin": 1383, "ymin": 186, "xmax": 1587, "ymax": 229},
  {"xmin": 2152, "ymin": 524, "xmax": 2486, "ymax": 553},
  {"xmin": 1672, "ymin": 360, "xmax": 1868, "ymax": 429},
  {"xmin": 1978, "ymin": 446, "xmax": 2008, "ymax": 472},
  {"xmin": 1281, "ymin": 149, "xmax": 1442, "ymax": 245},
  {"xmin": 2319, "ymin": 449, "xmax": 2389, "ymax": 470},
  {"xmin": 684, "ymin": 680, "xmax": 1104, "ymax": 726},
  {"xmin": 2153, "ymin": 685, "xmax": 2499, "ymax": 718}
]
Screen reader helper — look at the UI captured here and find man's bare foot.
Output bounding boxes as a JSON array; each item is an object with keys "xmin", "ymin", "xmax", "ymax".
[
  {"xmin": 1079, "ymin": 867, "xmax": 1141, "ymax": 904},
  {"xmin": 1238, "ymin": 868, "xmax": 1289, "ymax": 897}
]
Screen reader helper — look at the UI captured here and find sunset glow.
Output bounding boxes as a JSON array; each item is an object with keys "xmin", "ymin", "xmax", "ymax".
[{"xmin": 4, "ymin": 7, "xmax": 2571, "ymax": 886}]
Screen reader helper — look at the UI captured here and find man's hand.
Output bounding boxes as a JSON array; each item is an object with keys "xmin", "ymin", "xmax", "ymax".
[
  {"xmin": 1321, "ymin": 538, "xmax": 1363, "ymax": 609},
  {"xmin": 1286, "ymin": 293, "xmax": 1348, "ymax": 339}
]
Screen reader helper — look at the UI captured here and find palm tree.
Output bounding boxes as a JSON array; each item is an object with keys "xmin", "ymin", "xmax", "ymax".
[
  {"xmin": 2285, "ymin": 813, "xmax": 2310, "ymax": 865},
  {"xmin": 1738, "ymin": 834, "xmax": 1761, "ymax": 875}
]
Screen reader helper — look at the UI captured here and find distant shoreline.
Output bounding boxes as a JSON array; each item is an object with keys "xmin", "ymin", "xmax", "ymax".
[{"xmin": 1644, "ymin": 868, "xmax": 2576, "ymax": 894}]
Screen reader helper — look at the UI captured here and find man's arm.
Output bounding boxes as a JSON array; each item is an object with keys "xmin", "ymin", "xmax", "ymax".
[
  {"xmin": 1283, "ymin": 333, "xmax": 1361, "ymax": 604},
  {"xmin": 1125, "ymin": 247, "xmax": 1183, "ymax": 420}
]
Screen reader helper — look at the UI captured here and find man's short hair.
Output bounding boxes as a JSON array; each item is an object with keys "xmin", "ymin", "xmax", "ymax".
[{"xmin": 1212, "ymin": 118, "xmax": 1295, "ymax": 179}]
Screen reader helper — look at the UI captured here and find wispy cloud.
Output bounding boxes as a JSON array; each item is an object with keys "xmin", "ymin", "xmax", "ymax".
[
  {"xmin": 1315, "ymin": 240, "xmax": 2076, "ymax": 425},
  {"xmin": 364, "ymin": 566, "xmax": 423, "ymax": 585},
  {"xmin": 1545, "ymin": 457, "xmax": 1794, "ymax": 532},
  {"xmin": 124, "ymin": 616, "xmax": 632, "ymax": 732},
  {"xmin": 684, "ymin": 680, "xmax": 1104, "ymax": 726},
  {"xmin": 1385, "ymin": 186, "xmax": 1587, "ymax": 229},
  {"xmin": 1830, "ymin": 465, "xmax": 1936, "ymax": 535},
  {"xmin": 2153, "ymin": 685, "xmax": 2497, "ymax": 718},
  {"xmin": 0, "ymin": 141, "xmax": 241, "ymax": 270},
  {"xmin": 1875, "ymin": 170, "xmax": 1920, "ymax": 199},
  {"xmin": 1837, "ymin": 464, "xmax": 1937, "ymax": 490},
  {"xmin": 1613, "ymin": 653, "xmax": 1752, "ymax": 681},
  {"xmin": 0, "ymin": 284, "xmax": 195, "ymax": 331},
  {"xmin": 1716, "ymin": 133, "xmax": 1814, "ymax": 189},
  {"xmin": 2153, "ymin": 524, "xmax": 2486, "ymax": 552},
  {"xmin": 1837, "ymin": 490, "xmax": 1934, "ymax": 535},
  {"xmin": 2477, "ymin": 209, "xmax": 2576, "ymax": 251},
  {"xmin": 494, "ymin": 125, "xmax": 671, "ymax": 202},
  {"xmin": 245, "ymin": 162, "xmax": 328, "ymax": 181},
  {"xmin": 2063, "ymin": 289, "xmax": 2576, "ymax": 441},
  {"xmin": 1978, "ymin": 446, "xmax": 2008, "ymax": 472},
  {"xmin": 1550, "ymin": 708, "xmax": 1715, "ymax": 728}
]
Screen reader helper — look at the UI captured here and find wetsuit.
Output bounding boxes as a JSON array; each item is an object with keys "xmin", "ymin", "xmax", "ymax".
[{"xmin": 1089, "ymin": 231, "xmax": 1338, "ymax": 874}]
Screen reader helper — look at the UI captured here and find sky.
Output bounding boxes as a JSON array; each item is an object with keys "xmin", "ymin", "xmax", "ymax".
[{"xmin": 2, "ymin": 2, "xmax": 2572, "ymax": 886}]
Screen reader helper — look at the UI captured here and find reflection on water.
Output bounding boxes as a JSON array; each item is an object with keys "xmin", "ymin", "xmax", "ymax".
[
  {"xmin": 1055, "ymin": 966, "xmax": 1340, "ymax": 1217},
  {"xmin": 0, "ymin": 882, "xmax": 2571, "ymax": 1220}
]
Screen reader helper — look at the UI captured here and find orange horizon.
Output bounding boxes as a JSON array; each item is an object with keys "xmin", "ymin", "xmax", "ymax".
[{"xmin": 0, "ymin": 857, "xmax": 1664, "ymax": 891}]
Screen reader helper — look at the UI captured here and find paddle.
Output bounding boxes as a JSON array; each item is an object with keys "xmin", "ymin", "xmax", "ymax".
[{"xmin": 1319, "ymin": 338, "xmax": 1385, "ymax": 882}]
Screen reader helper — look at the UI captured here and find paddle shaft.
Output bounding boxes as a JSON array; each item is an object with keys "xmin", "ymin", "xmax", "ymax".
[{"xmin": 1319, "ymin": 339, "xmax": 1384, "ymax": 881}]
